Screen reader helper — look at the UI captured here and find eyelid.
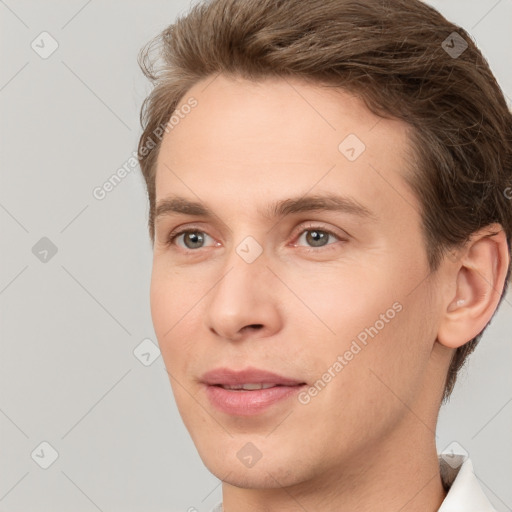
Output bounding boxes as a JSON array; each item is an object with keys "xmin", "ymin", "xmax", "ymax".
[
  {"xmin": 289, "ymin": 221, "xmax": 348, "ymax": 244},
  {"xmin": 166, "ymin": 221, "xmax": 349, "ymax": 251},
  {"xmin": 166, "ymin": 224, "xmax": 217, "ymax": 248}
]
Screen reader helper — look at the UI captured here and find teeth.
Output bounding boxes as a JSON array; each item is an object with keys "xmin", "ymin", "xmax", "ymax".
[{"xmin": 220, "ymin": 383, "xmax": 277, "ymax": 390}]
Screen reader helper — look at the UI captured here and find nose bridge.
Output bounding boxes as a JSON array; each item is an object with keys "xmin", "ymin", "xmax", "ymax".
[
  {"xmin": 215, "ymin": 220, "xmax": 269, "ymax": 282},
  {"xmin": 204, "ymin": 233, "xmax": 281, "ymax": 340},
  {"xmin": 212, "ymin": 233, "xmax": 268, "ymax": 308}
]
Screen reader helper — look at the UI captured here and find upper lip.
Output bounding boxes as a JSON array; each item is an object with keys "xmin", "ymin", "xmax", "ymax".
[{"xmin": 201, "ymin": 367, "xmax": 306, "ymax": 386}]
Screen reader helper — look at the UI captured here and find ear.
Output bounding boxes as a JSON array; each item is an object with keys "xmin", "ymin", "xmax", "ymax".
[{"xmin": 437, "ymin": 223, "xmax": 510, "ymax": 349}]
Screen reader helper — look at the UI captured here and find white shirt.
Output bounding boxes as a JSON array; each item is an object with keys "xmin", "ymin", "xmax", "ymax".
[
  {"xmin": 438, "ymin": 454, "xmax": 496, "ymax": 511},
  {"xmin": 209, "ymin": 455, "xmax": 496, "ymax": 512}
]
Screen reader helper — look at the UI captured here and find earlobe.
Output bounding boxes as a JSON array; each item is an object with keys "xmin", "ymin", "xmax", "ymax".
[{"xmin": 437, "ymin": 224, "xmax": 509, "ymax": 349}]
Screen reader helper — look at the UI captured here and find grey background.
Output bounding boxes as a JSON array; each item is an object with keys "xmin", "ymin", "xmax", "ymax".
[{"xmin": 0, "ymin": 0, "xmax": 510, "ymax": 511}]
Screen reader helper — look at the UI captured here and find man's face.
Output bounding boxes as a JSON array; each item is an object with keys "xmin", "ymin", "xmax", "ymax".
[{"xmin": 150, "ymin": 75, "xmax": 444, "ymax": 488}]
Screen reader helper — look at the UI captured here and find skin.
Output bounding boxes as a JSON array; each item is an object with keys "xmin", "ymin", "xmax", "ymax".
[{"xmin": 149, "ymin": 74, "xmax": 509, "ymax": 511}]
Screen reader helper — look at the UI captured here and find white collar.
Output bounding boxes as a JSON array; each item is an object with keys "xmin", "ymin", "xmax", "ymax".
[
  {"xmin": 438, "ymin": 454, "xmax": 496, "ymax": 511},
  {"xmin": 210, "ymin": 455, "xmax": 496, "ymax": 512}
]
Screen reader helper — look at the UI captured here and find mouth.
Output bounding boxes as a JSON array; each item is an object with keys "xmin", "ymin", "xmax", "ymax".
[
  {"xmin": 200, "ymin": 366, "xmax": 306, "ymax": 387},
  {"xmin": 213, "ymin": 383, "xmax": 302, "ymax": 391},
  {"xmin": 200, "ymin": 367, "xmax": 307, "ymax": 415}
]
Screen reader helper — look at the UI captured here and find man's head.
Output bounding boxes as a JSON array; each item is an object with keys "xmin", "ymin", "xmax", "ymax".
[{"xmin": 137, "ymin": 0, "xmax": 511, "ymax": 491}]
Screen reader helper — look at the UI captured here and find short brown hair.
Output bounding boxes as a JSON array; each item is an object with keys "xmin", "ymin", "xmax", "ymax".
[{"xmin": 137, "ymin": 0, "xmax": 512, "ymax": 401}]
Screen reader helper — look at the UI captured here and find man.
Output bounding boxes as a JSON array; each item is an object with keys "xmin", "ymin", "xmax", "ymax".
[{"xmin": 137, "ymin": 0, "xmax": 512, "ymax": 510}]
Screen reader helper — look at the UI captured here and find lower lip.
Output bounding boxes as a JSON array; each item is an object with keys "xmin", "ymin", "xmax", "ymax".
[{"xmin": 204, "ymin": 384, "xmax": 306, "ymax": 416}]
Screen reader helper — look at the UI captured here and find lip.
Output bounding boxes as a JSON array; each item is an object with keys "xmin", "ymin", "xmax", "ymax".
[
  {"xmin": 201, "ymin": 367, "xmax": 307, "ymax": 416},
  {"xmin": 200, "ymin": 366, "xmax": 305, "ymax": 386}
]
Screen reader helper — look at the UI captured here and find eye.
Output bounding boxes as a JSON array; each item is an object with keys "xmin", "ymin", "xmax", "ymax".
[
  {"xmin": 167, "ymin": 229, "xmax": 217, "ymax": 250},
  {"xmin": 293, "ymin": 224, "xmax": 344, "ymax": 251},
  {"xmin": 165, "ymin": 223, "xmax": 346, "ymax": 253}
]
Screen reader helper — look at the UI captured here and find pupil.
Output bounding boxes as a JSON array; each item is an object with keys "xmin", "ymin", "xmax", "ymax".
[
  {"xmin": 307, "ymin": 230, "xmax": 327, "ymax": 247},
  {"xmin": 186, "ymin": 232, "xmax": 203, "ymax": 248}
]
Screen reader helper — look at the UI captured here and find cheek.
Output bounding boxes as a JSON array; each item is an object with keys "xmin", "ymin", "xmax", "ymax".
[
  {"xmin": 279, "ymin": 262, "xmax": 401, "ymax": 341},
  {"xmin": 329, "ymin": 287, "xmax": 435, "ymax": 416},
  {"xmin": 304, "ymin": 299, "xmax": 432, "ymax": 458},
  {"xmin": 149, "ymin": 265, "xmax": 197, "ymax": 362},
  {"xmin": 149, "ymin": 268, "xmax": 172, "ymax": 341},
  {"xmin": 285, "ymin": 261, "xmax": 432, "ymax": 400},
  {"xmin": 150, "ymin": 259, "xmax": 198, "ymax": 325}
]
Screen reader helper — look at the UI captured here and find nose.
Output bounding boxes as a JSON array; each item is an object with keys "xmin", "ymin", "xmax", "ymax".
[{"xmin": 203, "ymin": 247, "xmax": 283, "ymax": 343}]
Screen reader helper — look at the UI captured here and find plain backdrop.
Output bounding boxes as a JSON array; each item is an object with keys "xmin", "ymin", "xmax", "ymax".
[{"xmin": 0, "ymin": 0, "xmax": 511, "ymax": 511}]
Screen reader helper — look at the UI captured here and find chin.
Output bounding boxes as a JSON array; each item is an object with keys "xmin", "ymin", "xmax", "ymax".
[
  {"xmin": 193, "ymin": 435, "xmax": 312, "ymax": 490},
  {"xmin": 204, "ymin": 455, "xmax": 304, "ymax": 490}
]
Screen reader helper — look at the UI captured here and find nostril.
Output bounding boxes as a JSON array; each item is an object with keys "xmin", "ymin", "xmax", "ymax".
[{"xmin": 245, "ymin": 324, "xmax": 263, "ymax": 331}]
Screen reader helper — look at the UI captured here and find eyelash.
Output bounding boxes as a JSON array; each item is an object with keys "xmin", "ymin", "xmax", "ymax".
[{"xmin": 165, "ymin": 223, "xmax": 346, "ymax": 253}]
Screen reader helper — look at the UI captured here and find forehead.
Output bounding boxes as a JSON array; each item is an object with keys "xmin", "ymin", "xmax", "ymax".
[
  {"xmin": 160, "ymin": 74, "xmax": 400, "ymax": 161},
  {"xmin": 154, "ymin": 74, "xmax": 418, "ymax": 225}
]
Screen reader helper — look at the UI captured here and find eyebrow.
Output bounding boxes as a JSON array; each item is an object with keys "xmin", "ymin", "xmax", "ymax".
[{"xmin": 154, "ymin": 193, "xmax": 378, "ymax": 223}]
